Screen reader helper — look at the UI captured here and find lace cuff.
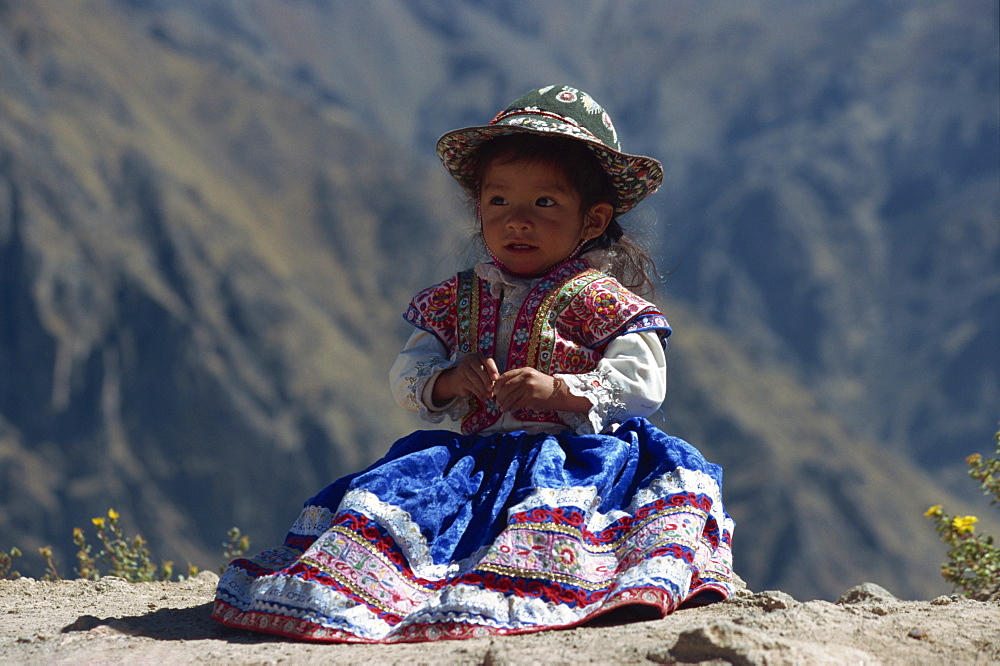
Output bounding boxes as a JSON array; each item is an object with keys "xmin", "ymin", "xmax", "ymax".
[
  {"xmin": 401, "ymin": 356, "xmax": 459, "ymax": 423},
  {"xmin": 556, "ymin": 366, "xmax": 627, "ymax": 435},
  {"xmin": 420, "ymin": 368, "xmax": 471, "ymax": 423}
]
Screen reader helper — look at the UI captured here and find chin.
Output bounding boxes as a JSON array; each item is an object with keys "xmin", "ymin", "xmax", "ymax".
[{"xmin": 501, "ymin": 259, "xmax": 546, "ymax": 275}]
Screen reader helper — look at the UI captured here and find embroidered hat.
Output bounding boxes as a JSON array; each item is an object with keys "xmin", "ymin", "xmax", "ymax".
[{"xmin": 436, "ymin": 85, "xmax": 663, "ymax": 214}]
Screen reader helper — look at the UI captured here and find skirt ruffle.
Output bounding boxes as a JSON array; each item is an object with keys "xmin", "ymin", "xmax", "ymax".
[{"xmin": 212, "ymin": 417, "xmax": 734, "ymax": 643}]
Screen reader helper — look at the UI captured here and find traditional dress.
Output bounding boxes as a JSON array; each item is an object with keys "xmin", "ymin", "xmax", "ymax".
[{"xmin": 212, "ymin": 254, "xmax": 734, "ymax": 643}]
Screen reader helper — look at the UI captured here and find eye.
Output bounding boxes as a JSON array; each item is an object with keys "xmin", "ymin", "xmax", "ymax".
[
  {"xmin": 488, "ymin": 195, "xmax": 507, "ymax": 205},
  {"xmin": 536, "ymin": 197, "xmax": 557, "ymax": 207}
]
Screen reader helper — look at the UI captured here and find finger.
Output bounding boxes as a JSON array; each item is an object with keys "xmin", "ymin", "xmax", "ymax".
[
  {"xmin": 468, "ymin": 367, "xmax": 492, "ymax": 402},
  {"xmin": 495, "ymin": 368, "xmax": 531, "ymax": 399},
  {"xmin": 483, "ymin": 357, "xmax": 500, "ymax": 383},
  {"xmin": 461, "ymin": 358, "xmax": 494, "ymax": 402},
  {"xmin": 476, "ymin": 358, "xmax": 499, "ymax": 395},
  {"xmin": 494, "ymin": 367, "xmax": 524, "ymax": 386},
  {"xmin": 495, "ymin": 375, "xmax": 525, "ymax": 412},
  {"xmin": 495, "ymin": 384, "xmax": 512, "ymax": 412},
  {"xmin": 472, "ymin": 360, "xmax": 497, "ymax": 399},
  {"xmin": 491, "ymin": 370, "xmax": 513, "ymax": 399}
]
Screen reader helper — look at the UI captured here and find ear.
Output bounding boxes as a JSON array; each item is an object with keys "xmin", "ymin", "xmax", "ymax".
[{"xmin": 582, "ymin": 202, "xmax": 614, "ymax": 240}]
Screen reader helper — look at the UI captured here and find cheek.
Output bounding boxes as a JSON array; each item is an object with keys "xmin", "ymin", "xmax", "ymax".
[
  {"xmin": 479, "ymin": 218, "xmax": 503, "ymax": 248},
  {"xmin": 479, "ymin": 214, "xmax": 498, "ymax": 235}
]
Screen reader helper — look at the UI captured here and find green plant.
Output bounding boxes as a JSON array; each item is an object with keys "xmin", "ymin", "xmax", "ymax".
[
  {"xmin": 38, "ymin": 546, "xmax": 61, "ymax": 581},
  {"xmin": 1, "ymin": 509, "xmax": 249, "ymax": 582},
  {"xmin": 0, "ymin": 547, "xmax": 22, "ymax": 579},
  {"xmin": 73, "ymin": 526, "xmax": 97, "ymax": 581},
  {"xmin": 220, "ymin": 526, "xmax": 250, "ymax": 574},
  {"xmin": 925, "ymin": 429, "xmax": 1000, "ymax": 601},
  {"xmin": 74, "ymin": 508, "xmax": 160, "ymax": 582}
]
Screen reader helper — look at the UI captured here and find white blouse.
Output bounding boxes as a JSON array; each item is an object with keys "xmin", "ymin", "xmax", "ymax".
[{"xmin": 389, "ymin": 262, "xmax": 668, "ymax": 436}]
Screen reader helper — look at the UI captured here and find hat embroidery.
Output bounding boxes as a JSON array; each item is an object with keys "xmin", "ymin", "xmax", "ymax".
[
  {"xmin": 580, "ymin": 93, "xmax": 601, "ymax": 115},
  {"xmin": 557, "ymin": 89, "xmax": 578, "ymax": 103},
  {"xmin": 601, "ymin": 112, "xmax": 618, "ymax": 146}
]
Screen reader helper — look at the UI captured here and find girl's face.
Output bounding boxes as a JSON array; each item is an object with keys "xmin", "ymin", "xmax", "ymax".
[{"xmin": 479, "ymin": 159, "xmax": 612, "ymax": 276}]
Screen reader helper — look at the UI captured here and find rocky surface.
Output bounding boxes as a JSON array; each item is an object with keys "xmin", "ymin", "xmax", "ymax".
[{"xmin": 1, "ymin": 575, "xmax": 997, "ymax": 664}]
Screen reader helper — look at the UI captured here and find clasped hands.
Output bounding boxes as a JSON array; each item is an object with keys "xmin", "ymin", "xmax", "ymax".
[{"xmin": 431, "ymin": 353, "xmax": 591, "ymax": 414}]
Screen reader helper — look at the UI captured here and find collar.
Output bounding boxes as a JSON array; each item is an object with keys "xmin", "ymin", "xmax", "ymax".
[
  {"xmin": 473, "ymin": 249, "xmax": 611, "ymax": 299},
  {"xmin": 474, "ymin": 261, "xmax": 533, "ymax": 299}
]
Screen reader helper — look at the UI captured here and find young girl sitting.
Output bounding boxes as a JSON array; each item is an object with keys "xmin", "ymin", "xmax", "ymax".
[{"xmin": 213, "ymin": 84, "xmax": 735, "ymax": 643}]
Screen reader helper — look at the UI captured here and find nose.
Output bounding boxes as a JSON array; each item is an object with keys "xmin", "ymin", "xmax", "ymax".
[{"xmin": 506, "ymin": 203, "xmax": 533, "ymax": 230}]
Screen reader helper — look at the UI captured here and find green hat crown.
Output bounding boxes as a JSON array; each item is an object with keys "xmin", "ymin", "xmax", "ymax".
[
  {"xmin": 490, "ymin": 85, "xmax": 622, "ymax": 151},
  {"xmin": 436, "ymin": 85, "xmax": 663, "ymax": 214}
]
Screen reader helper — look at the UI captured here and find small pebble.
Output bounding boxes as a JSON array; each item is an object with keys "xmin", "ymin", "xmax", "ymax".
[
  {"xmin": 753, "ymin": 590, "xmax": 798, "ymax": 611},
  {"xmin": 837, "ymin": 582, "xmax": 897, "ymax": 605},
  {"xmin": 907, "ymin": 627, "xmax": 927, "ymax": 640}
]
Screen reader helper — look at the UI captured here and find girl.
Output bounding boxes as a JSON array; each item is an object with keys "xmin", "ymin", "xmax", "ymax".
[{"xmin": 213, "ymin": 85, "xmax": 734, "ymax": 643}]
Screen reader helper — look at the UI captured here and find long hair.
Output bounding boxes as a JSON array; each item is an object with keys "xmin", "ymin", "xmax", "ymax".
[{"xmin": 465, "ymin": 134, "xmax": 659, "ymax": 295}]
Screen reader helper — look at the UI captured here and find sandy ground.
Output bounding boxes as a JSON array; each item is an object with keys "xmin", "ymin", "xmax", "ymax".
[{"xmin": 1, "ymin": 572, "xmax": 997, "ymax": 664}]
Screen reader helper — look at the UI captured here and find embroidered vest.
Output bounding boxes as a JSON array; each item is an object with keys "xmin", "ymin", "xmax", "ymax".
[{"xmin": 404, "ymin": 258, "xmax": 670, "ymax": 434}]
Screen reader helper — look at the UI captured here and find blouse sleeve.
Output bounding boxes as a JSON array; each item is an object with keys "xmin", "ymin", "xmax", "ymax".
[
  {"xmin": 389, "ymin": 329, "xmax": 467, "ymax": 423},
  {"xmin": 554, "ymin": 330, "xmax": 667, "ymax": 435}
]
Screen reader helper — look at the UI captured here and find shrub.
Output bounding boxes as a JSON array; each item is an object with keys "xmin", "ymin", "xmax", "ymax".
[
  {"xmin": 73, "ymin": 508, "xmax": 160, "ymax": 581},
  {"xmin": 220, "ymin": 526, "xmax": 250, "ymax": 574},
  {"xmin": 0, "ymin": 547, "xmax": 21, "ymax": 579},
  {"xmin": 925, "ymin": 429, "xmax": 1000, "ymax": 601}
]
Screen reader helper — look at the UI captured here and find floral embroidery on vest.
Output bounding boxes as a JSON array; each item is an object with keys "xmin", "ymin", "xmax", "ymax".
[{"xmin": 403, "ymin": 260, "xmax": 669, "ymax": 435}]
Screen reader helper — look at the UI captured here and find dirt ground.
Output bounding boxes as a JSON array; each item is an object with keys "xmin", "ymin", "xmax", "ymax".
[{"xmin": 1, "ymin": 572, "xmax": 997, "ymax": 664}]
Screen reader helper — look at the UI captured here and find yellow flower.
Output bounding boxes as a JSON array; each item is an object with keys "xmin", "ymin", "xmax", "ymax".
[
  {"xmin": 91, "ymin": 517, "xmax": 106, "ymax": 528},
  {"xmin": 951, "ymin": 515, "xmax": 978, "ymax": 535},
  {"xmin": 107, "ymin": 508, "xmax": 120, "ymax": 521},
  {"xmin": 73, "ymin": 527, "xmax": 83, "ymax": 538},
  {"xmin": 924, "ymin": 505, "xmax": 943, "ymax": 518},
  {"xmin": 966, "ymin": 453, "xmax": 982, "ymax": 466}
]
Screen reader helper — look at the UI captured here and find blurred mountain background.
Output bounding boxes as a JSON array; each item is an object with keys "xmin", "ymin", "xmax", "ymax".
[{"xmin": 0, "ymin": 0, "xmax": 997, "ymax": 601}]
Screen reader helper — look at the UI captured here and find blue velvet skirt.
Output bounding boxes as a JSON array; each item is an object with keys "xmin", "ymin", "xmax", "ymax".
[{"xmin": 212, "ymin": 418, "xmax": 734, "ymax": 643}]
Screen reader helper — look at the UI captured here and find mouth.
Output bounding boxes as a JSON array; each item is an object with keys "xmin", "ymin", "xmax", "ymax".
[{"xmin": 504, "ymin": 243, "xmax": 537, "ymax": 252}]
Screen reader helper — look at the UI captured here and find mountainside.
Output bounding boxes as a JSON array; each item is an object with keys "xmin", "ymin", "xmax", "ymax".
[
  {"xmin": 0, "ymin": 0, "xmax": 997, "ymax": 602},
  {"xmin": 154, "ymin": 0, "xmax": 998, "ymax": 480},
  {"xmin": 0, "ymin": 0, "xmax": 458, "ymax": 569}
]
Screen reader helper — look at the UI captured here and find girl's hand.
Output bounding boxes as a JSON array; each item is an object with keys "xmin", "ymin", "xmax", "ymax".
[
  {"xmin": 432, "ymin": 354, "xmax": 499, "ymax": 405},
  {"xmin": 493, "ymin": 368, "xmax": 592, "ymax": 414}
]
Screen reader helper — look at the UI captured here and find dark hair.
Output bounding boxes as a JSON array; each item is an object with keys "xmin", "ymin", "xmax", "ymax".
[{"xmin": 466, "ymin": 134, "xmax": 659, "ymax": 295}]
